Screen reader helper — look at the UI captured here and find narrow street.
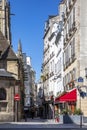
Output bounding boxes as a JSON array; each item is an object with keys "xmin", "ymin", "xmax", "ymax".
[
  {"xmin": 0, "ymin": 117, "xmax": 87, "ymax": 129},
  {"xmin": 0, "ymin": 0, "xmax": 87, "ymax": 128}
]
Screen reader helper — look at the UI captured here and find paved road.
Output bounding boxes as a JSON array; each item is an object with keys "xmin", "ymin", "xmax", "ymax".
[
  {"xmin": 0, "ymin": 124, "xmax": 87, "ymax": 130},
  {"xmin": 0, "ymin": 117, "xmax": 87, "ymax": 129}
]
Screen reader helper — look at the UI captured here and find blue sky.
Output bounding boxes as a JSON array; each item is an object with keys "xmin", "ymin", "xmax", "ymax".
[{"xmin": 10, "ymin": 0, "xmax": 61, "ymax": 81}]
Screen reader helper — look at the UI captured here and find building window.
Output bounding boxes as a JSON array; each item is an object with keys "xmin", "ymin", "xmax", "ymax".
[
  {"xmin": 55, "ymin": 63, "xmax": 57, "ymax": 74},
  {"xmin": 73, "ymin": 38, "xmax": 75, "ymax": 55},
  {"xmin": 0, "ymin": 88, "xmax": 6, "ymax": 100},
  {"xmin": 73, "ymin": 68, "xmax": 76, "ymax": 80},
  {"xmin": 73, "ymin": 7, "xmax": 75, "ymax": 22},
  {"xmin": 65, "ymin": 47, "xmax": 68, "ymax": 66},
  {"xmin": 63, "ymin": 51, "xmax": 66, "ymax": 67},
  {"xmin": 68, "ymin": 73, "xmax": 70, "ymax": 83},
  {"xmin": 50, "ymin": 61, "xmax": 52, "ymax": 72},
  {"xmin": 69, "ymin": 43, "xmax": 71, "ymax": 59},
  {"xmin": 71, "ymin": 38, "xmax": 75, "ymax": 58},
  {"xmin": 0, "ymin": 88, "xmax": 7, "ymax": 112},
  {"xmin": 50, "ymin": 60, "xmax": 54, "ymax": 73}
]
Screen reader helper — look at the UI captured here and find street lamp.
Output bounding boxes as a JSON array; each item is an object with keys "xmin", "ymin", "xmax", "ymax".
[
  {"xmin": 77, "ymin": 77, "xmax": 84, "ymax": 128},
  {"xmin": 85, "ymin": 68, "xmax": 87, "ymax": 97}
]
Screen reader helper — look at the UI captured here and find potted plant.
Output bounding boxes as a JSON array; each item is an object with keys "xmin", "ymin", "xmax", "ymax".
[{"xmin": 74, "ymin": 108, "xmax": 82, "ymax": 115}]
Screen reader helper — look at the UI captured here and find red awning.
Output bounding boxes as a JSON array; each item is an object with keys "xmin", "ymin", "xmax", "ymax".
[{"xmin": 55, "ymin": 88, "xmax": 77, "ymax": 103}]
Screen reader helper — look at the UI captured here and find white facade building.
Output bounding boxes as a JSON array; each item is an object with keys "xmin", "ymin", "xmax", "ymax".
[
  {"xmin": 23, "ymin": 54, "xmax": 36, "ymax": 107},
  {"xmin": 54, "ymin": 23, "xmax": 64, "ymax": 97},
  {"xmin": 36, "ymin": 80, "xmax": 43, "ymax": 106},
  {"xmin": 23, "ymin": 53, "xmax": 30, "ymax": 107},
  {"xmin": 43, "ymin": 15, "xmax": 62, "ymax": 100},
  {"xmin": 42, "ymin": 3, "xmax": 64, "ymax": 118}
]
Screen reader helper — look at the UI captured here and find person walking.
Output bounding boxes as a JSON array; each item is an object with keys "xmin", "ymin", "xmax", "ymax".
[
  {"xmin": 31, "ymin": 107, "xmax": 35, "ymax": 119},
  {"xmin": 24, "ymin": 109, "xmax": 27, "ymax": 122}
]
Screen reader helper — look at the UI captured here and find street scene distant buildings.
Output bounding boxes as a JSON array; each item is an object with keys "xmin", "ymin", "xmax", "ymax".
[{"xmin": 0, "ymin": 0, "xmax": 87, "ymax": 124}]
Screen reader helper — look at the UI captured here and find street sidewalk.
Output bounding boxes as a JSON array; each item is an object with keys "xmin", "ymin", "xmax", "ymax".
[
  {"xmin": 21, "ymin": 117, "xmax": 55, "ymax": 123},
  {"xmin": 20, "ymin": 117, "xmax": 87, "ymax": 128},
  {"xmin": 0, "ymin": 117, "xmax": 87, "ymax": 128}
]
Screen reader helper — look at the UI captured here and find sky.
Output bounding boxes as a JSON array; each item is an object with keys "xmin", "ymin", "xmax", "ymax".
[{"xmin": 10, "ymin": 0, "xmax": 61, "ymax": 81}]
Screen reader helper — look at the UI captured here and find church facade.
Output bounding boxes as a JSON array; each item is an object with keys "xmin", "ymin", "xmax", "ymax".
[{"xmin": 0, "ymin": 0, "xmax": 24, "ymax": 121}]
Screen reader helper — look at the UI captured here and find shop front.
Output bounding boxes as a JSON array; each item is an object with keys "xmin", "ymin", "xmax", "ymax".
[{"xmin": 55, "ymin": 88, "xmax": 77, "ymax": 114}]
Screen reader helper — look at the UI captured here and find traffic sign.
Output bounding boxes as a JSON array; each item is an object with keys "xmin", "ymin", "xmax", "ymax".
[
  {"xmin": 14, "ymin": 94, "xmax": 20, "ymax": 101},
  {"xmin": 78, "ymin": 77, "xmax": 84, "ymax": 82}
]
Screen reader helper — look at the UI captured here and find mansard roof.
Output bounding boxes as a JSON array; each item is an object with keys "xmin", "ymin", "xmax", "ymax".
[{"xmin": 0, "ymin": 31, "xmax": 18, "ymax": 60}]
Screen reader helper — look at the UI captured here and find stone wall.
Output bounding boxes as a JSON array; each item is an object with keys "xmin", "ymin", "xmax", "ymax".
[
  {"xmin": 7, "ymin": 61, "xmax": 19, "ymax": 79},
  {"xmin": 0, "ymin": 113, "xmax": 14, "ymax": 122},
  {"xmin": 0, "ymin": 78, "xmax": 15, "ymax": 122}
]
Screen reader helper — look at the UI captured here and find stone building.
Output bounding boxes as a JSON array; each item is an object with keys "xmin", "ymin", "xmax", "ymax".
[
  {"xmin": 42, "ymin": 11, "xmax": 64, "ymax": 118},
  {"xmin": 42, "ymin": 0, "xmax": 87, "ymax": 117},
  {"xmin": 0, "ymin": 30, "xmax": 22, "ymax": 121},
  {"xmin": 0, "ymin": 0, "xmax": 11, "ymax": 44},
  {"xmin": 0, "ymin": 0, "xmax": 25, "ymax": 121},
  {"xmin": 62, "ymin": 0, "xmax": 87, "ymax": 116},
  {"xmin": 19, "ymin": 52, "xmax": 36, "ymax": 110},
  {"xmin": 0, "ymin": 69, "xmax": 15, "ymax": 122},
  {"xmin": 36, "ymin": 79, "xmax": 44, "ymax": 117},
  {"xmin": 16, "ymin": 40, "xmax": 25, "ymax": 119},
  {"xmin": 54, "ymin": 3, "xmax": 64, "ymax": 114},
  {"xmin": 0, "ymin": 31, "xmax": 25, "ymax": 122}
]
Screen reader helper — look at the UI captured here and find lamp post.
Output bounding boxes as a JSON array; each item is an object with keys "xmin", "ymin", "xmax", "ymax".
[
  {"xmin": 77, "ymin": 77, "xmax": 84, "ymax": 128},
  {"xmin": 14, "ymin": 94, "xmax": 20, "ymax": 122},
  {"xmin": 85, "ymin": 68, "xmax": 87, "ymax": 97}
]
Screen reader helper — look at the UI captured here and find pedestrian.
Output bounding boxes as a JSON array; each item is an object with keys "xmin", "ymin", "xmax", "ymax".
[
  {"xmin": 24, "ymin": 109, "xmax": 27, "ymax": 122},
  {"xmin": 31, "ymin": 107, "xmax": 35, "ymax": 119}
]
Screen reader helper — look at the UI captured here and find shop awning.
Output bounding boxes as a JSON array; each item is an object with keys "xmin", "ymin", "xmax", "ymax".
[{"xmin": 55, "ymin": 88, "xmax": 77, "ymax": 103}]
